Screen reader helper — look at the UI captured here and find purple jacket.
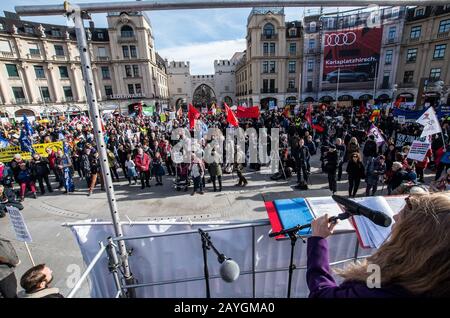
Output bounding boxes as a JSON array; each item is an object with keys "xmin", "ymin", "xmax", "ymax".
[{"xmin": 306, "ymin": 236, "xmax": 413, "ymax": 298}]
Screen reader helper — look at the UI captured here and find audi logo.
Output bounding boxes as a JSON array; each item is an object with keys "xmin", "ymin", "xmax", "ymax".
[{"xmin": 324, "ymin": 32, "xmax": 357, "ymax": 47}]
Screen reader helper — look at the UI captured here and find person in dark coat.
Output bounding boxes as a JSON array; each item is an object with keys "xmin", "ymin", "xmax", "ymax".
[
  {"xmin": 0, "ymin": 235, "xmax": 20, "ymax": 298},
  {"xmin": 294, "ymin": 138, "xmax": 311, "ymax": 189},
  {"xmin": 29, "ymin": 153, "xmax": 53, "ymax": 195},
  {"xmin": 336, "ymin": 138, "xmax": 346, "ymax": 181},
  {"xmin": 18, "ymin": 264, "xmax": 64, "ymax": 298},
  {"xmin": 0, "ymin": 185, "xmax": 23, "ymax": 217},
  {"xmin": 346, "ymin": 152, "xmax": 365, "ymax": 197},
  {"xmin": 208, "ymin": 149, "xmax": 223, "ymax": 192},
  {"xmin": 324, "ymin": 145, "xmax": 339, "ymax": 194},
  {"xmin": 117, "ymin": 144, "xmax": 129, "ymax": 179},
  {"xmin": 363, "ymin": 135, "xmax": 378, "ymax": 166},
  {"xmin": 365, "ymin": 155, "xmax": 386, "ymax": 196},
  {"xmin": 151, "ymin": 152, "xmax": 165, "ymax": 186},
  {"xmin": 307, "ymin": 193, "xmax": 450, "ymax": 298}
]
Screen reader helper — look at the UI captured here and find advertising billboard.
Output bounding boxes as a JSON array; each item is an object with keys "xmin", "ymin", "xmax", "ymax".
[{"xmin": 322, "ymin": 27, "xmax": 383, "ymax": 91}]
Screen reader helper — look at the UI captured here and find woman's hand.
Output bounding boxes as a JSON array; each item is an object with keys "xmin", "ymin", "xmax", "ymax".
[{"xmin": 311, "ymin": 214, "xmax": 337, "ymax": 239}]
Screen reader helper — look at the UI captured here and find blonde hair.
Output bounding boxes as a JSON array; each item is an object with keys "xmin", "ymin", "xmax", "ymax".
[{"xmin": 337, "ymin": 192, "xmax": 450, "ymax": 296}]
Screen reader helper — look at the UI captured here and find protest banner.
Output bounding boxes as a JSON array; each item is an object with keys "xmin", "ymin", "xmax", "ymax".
[
  {"xmin": 7, "ymin": 206, "xmax": 35, "ymax": 265},
  {"xmin": 407, "ymin": 141, "xmax": 430, "ymax": 162},
  {"xmin": 0, "ymin": 141, "xmax": 63, "ymax": 162},
  {"xmin": 395, "ymin": 133, "xmax": 427, "ymax": 148}
]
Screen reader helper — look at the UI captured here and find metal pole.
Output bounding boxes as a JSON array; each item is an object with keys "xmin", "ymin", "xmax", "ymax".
[
  {"xmin": 71, "ymin": 7, "xmax": 135, "ymax": 297},
  {"xmin": 106, "ymin": 237, "xmax": 125, "ymax": 297},
  {"xmin": 373, "ymin": 62, "xmax": 378, "ymax": 102},
  {"xmin": 335, "ymin": 67, "xmax": 340, "ymax": 106},
  {"xmin": 15, "ymin": 0, "xmax": 450, "ymax": 16}
]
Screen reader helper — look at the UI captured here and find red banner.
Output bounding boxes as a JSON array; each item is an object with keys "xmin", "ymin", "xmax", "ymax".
[{"xmin": 236, "ymin": 106, "xmax": 260, "ymax": 119}]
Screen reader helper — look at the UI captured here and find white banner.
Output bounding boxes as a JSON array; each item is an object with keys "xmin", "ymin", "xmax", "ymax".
[
  {"xmin": 7, "ymin": 206, "xmax": 32, "ymax": 243},
  {"xmin": 407, "ymin": 141, "xmax": 430, "ymax": 162}
]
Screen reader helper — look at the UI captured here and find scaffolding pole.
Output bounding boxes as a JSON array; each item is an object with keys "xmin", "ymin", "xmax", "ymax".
[
  {"xmin": 15, "ymin": 0, "xmax": 450, "ymax": 16},
  {"xmin": 71, "ymin": 5, "xmax": 135, "ymax": 297}
]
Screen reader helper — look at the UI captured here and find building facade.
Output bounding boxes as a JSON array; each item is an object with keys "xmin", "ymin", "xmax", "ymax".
[
  {"xmin": 0, "ymin": 11, "xmax": 169, "ymax": 120},
  {"xmin": 395, "ymin": 5, "xmax": 450, "ymax": 108},
  {"xmin": 167, "ymin": 59, "xmax": 237, "ymax": 110},
  {"xmin": 236, "ymin": 7, "xmax": 303, "ymax": 110},
  {"xmin": 301, "ymin": 6, "xmax": 407, "ymax": 106}
]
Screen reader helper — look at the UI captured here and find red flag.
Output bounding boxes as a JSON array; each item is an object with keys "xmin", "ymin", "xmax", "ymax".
[
  {"xmin": 359, "ymin": 101, "xmax": 366, "ymax": 114},
  {"xmin": 394, "ymin": 96, "xmax": 405, "ymax": 108},
  {"xmin": 312, "ymin": 124, "xmax": 324, "ymax": 133},
  {"xmin": 305, "ymin": 103, "xmax": 313, "ymax": 126},
  {"xmin": 236, "ymin": 106, "xmax": 260, "ymax": 118},
  {"xmin": 188, "ymin": 104, "xmax": 200, "ymax": 129},
  {"xmin": 224, "ymin": 103, "xmax": 239, "ymax": 127}
]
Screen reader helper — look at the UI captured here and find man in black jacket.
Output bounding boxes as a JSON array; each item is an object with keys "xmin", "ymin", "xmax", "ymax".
[
  {"xmin": 18, "ymin": 264, "xmax": 64, "ymax": 298},
  {"xmin": 0, "ymin": 236, "xmax": 20, "ymax": 298},
  {"xmin": 362, "ymin": 135, "xmax": 378, "ymax": 166},
  {"xmin": 294, "ymin": 138, "xmax": 310, "ymax": 189},
  {"xmin": 325, "ymin": 145, "xmax": 339, "ymax": 194},
  {"xmin": 29, "ymin": 153, "xmax": 53, "ymax": 195},
  {"xmin": 335, "ymin": 138, "xmax": 346, "ymax": 181}
]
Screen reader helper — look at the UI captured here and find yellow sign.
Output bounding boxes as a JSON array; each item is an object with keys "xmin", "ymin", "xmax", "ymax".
[
  {"xmin": 160, "ymin": 113, "xmax": 167, "ymax": 123},
  {"xmin": 0, "ymin": 141, "xmax": 64, "ymax": 163}
]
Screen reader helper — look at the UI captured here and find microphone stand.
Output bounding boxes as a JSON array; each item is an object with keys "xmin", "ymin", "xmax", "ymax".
[{"xmin": 199, "ymin": 228, "xmax": 226, "ymax": 298}]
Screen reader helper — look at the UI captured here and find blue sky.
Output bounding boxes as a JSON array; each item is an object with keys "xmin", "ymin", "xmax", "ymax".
[{"xmin": 2, "ymin": 1, "xmax": 346, "ymax": 74}]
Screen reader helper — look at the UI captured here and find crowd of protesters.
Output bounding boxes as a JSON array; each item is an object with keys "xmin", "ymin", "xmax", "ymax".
[{"xmin": 0, "ymin": 102, "xmax": 449, "ymax": 216}]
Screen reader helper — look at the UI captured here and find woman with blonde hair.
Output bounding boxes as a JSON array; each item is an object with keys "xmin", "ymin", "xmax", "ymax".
[
  {"xmin": 307, "ymin": 192, "xmax": 450, "ymax": 297},
  {"xmin": 346, "ymin": 137, "xmax": 360, "ymax": 162}
]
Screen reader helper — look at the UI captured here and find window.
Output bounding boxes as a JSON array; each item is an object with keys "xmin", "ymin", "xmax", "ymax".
[
  {"xmin": 122, "ymin": 46, "xmax": 129, "ymax": 58},
  {"xmin": 263, "ymin": 79, "xmax": 268, "ymax": 90},
  {"xmin": 0, "ymin": 40, "xmax": 11, "ymax": 52},
  {"xmin": 307, "ymin": 59, "xmax": 313, "ymax": 72},
  {"xmin": 34, "ymin": 65, "xmax": 45, "ymax": 78},
  {"xmin": 225, "ymin": 85, "xmax": 229, "ymax": 92},
  {"xmin": 135, "ymin": 84, "xmax": 142, "ymax": 94},
  {"xmin": 97, "ymin": 32, "xmax": 104, "ymax": 39},
  {"xmin": 98, "ymin": 47, "xmax": 107, "ymax": 57},
  {"xmin": 262, "ymin": 61, "xmax": 268, "ymax": 73},
  {"xmin": 326, "ymin": 18, "xmax": 335, "ymax": 29},
  {"xmin": 309, "ymin": 22, "xmax": 316, "ymax": 32},
  {"xmin": 289, "ymin": 42, "xmax": 297, "ymax": 54},
  {"xmin": 263, "ymin": 43, "xmax": 269, "ymax": 54},
  {"xmin": 51, "ymin": 29, "xmax": 62, "ymax": 37},
  {"xmin": 414, "ymin": 8, "xmax": 424, "ymax": 17},
  {"xmin": 125, "ymin": 65, "xmax": 132, "ymax": 77},
  {"xmin": 410, "ymin": 26, "xmax": 421, "ymax": 39},
  {"xmin": 385, "ymin": 49, "xmax": 393, "ymax": 64},
  {"xmin": 40, "ymin": 87, "xmax": 51, "ymax": 101},
  {"xmin": 288, "ymin": 61, "xmax": 296, "ymax": 73},
  {"xmin": 12, "ymin": 87, "xmax": 25, "ymax": 99},
  {"xmin": 307, "ymin": 80, "xmax": 313, "ymax": 91},
  {"xmin": 263, "ymin": 23, "xmax": 275, "ymax": 36},
  {"xmin": 128, "ymin": 84, "xmax": 135, "ymax": 94},
  {"xmin": 392, "ymin": 7, "xmax": 399, "ymax": 18},
  {"xmin": 24, "ymin": 26, "xmax": 34, "ymax": 34},
  {"xmin": 6, "ymin": 64, "xmax": 19, "ymax": 77},
  {"xmin": 0, "ymin": 23, "xmax": 3, "ymax": 31},
  {"xmin": 28, "ymin": 43, "xmax": 40, "ymax": 55},
  {"xmin": 132, "ymin": 65, "xmax": 139, "ymax": 77},
  {"xmin": 59, "ymin": 66, "xmax": 69, "ymax": 78},
  {"xmin": 382, "ymin": 71, "xmax": 390, "ymax": 87},
  {"xmin": 309, "ymin": 39, "xmax": 315, "ymax": 49},
  {"xmin": 53, "ymin": 45, "xmax": 64, "ymax": 56},
  {"xmin": 403, "ymin": 71, "xmax": 414, "ymax": 83},
  {"xmin": 121, "ymin": 25, "xmax": 134, "ymax": 38},
  {"xmin": 430, "ymin": 68, "xmax": 441, "ymax": 80},
  {"xmin": 269, "ymin": 43, "xmax": 275, "ymax": 54},
  {"xmin": 63, "ymin": 86, "xmax": 73, "ymax": 99},
  {"xmin": 407, "ymin": 48, "xmax": 418, "ymax": 62},
  {"xmin": 130, "ymin": 45, "xmax": 137, "ymax": 58},
  {"xmin": 388, "ymin": 27, "xmax": 396, "ymax": 40},
  {"xmin": 101, "ymin": 66, "xmax": 110, "ymax": 79},
  {"xmin": 348, "ymin": 15, "xmax": 357, "ymax": 26},
  {"xmin": 288, "ymin": 80, "xmax": 295, "ymax": 89},
  {"xmin": 105, "ymin": 85, "xmax": 113, "ymax": 97},
  {"xmin": 433, "ymin": 44, "xmax": 446, "ymax": 59},
  {"xmin": 269, "ymin": 61, "xmax": 276, "ymax": 73},
  {"xmin": 438, "ymin": 19, "xmax": 450, "ymax": 33},
  {"xmin": 177, "ymin": 88, "xmax": 182, "ymax": 93},
  {"xmin": 289, "ymin": 28, "xmax": 297, "ymax": 36},
  {"xmin": 269, "ymin": 79, "xmax": 275, "ymax": 90}
]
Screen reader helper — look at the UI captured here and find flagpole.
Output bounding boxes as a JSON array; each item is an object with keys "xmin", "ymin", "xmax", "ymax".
[{"xmin": 335, "ymin": 67, "xmax": 340, "ymax": 106}]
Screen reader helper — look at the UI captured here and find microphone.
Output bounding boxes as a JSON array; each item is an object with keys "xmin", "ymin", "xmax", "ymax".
[
  {"xmin": 331, "ymin": 195, "xmax": 392, "ymax": 227},
  {"xmin": 219, "ymin": 259, "xmax": 240, "ymax": 283}
]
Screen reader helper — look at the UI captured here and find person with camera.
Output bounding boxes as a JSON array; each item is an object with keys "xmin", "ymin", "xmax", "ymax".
[
  {"xmin": 294, "ymin": 138, "xmax": 310, "ymax": 190},
  {"xmin": 306, "ymin": 193, "xmax": 450, "ymax": 297}
]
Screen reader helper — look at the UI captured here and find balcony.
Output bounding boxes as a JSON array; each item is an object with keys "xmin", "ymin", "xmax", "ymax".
[
  {"xmin": 437, "ymin": 31, "xmax": 450, "ymax": 39},
  {"xmin": 53, "ymin": 55, "xmax": 68, "ymax": 61},
  {"xmin": 13, "ymin": 98, "xmax": 27, "ymax": 104},
  {"xmin": 118, "ymin": 35, "xmax": 136, "ymax": 43},
  {"xmin": 399, "ymin": 82, "xmax": 416, "ymax": 88},
  {"xmin": 64, "ymin": 96, "xmax": 74, "ymax": 102},
  {"xmin": 306, "ymin": 48, "xmax": 317, "ymax": 54},
  {"xmin": 27, "ymin": 53, "xmax": 42, "ymax": 60},
  {"xmin": 1, "ymin": 51, "xmax": 14, "ymax": 58},
  {"xmin": 287, "ymin": 87, "xmax": 298, "ymax": 93},
  {"xmin": 263, "ymin": 52, "xmax": 276, "ymax": 57},
  {"xmin": 97, "ymin": 56, "xmax": 110, "ymax": 62},
  {"xmin": 385, "ymin": 38, "xmax": 398, "ymax": 45},
  {"xmin": 261, "ymin": 33, "xmax": 278, "ymax": 41},
  {"xmin": 409, "ymin": 37, "xmax": 420, "ymax": 43},
  {"xmin": 261, "ymin": 88, "xmax": 278, "ymax": 94}
]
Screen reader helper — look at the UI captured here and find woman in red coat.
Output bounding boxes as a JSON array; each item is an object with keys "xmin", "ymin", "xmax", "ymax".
[
  {"xmin": 415, "ymin": 148, "xmax": 432, "ymax": 183},
  {"xmin": 134, "ymin": 147, "xmax": 151, "ymax": 189}
]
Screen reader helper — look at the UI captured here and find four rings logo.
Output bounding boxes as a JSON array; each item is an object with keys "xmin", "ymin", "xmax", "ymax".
[{"xmin": 325, "ymin": 32, "xmax": 357, "ymax": 47}]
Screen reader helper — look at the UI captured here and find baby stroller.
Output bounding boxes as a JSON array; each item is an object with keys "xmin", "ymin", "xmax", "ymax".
[{"xmin": 174, "ymin": 163, "xmax": 190, "ymax": 191}]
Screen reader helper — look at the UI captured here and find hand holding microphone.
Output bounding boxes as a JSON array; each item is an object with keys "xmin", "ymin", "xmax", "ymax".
[{"xmin": 311, "ymin": 213, "xmax": 337, "ymax": 239}]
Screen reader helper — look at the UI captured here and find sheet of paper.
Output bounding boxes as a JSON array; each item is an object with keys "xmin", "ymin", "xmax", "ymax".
[{"xmin": 306, "ymin": 197, "xmax": 354, "ymax": 232}]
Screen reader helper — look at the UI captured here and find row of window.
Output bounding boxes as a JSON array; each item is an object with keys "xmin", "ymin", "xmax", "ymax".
[
  {"xmin": 104, "ymin": 83, "xmax": 141, "ymax": 96},
  {"xmin": 409, "ymin": 19, "xmax": 450, "ymax": 39},
  {"xmin": 383, "ymin": 44, "xmax": 447, "ymax": 65},
  {"xmin": 261, "ymin": 61, "xmax": 297, "ymax": 73},
  {"xmin": 403, "ymin": 68, "xmax": 442, "ymax": 83},
  {"xmin": 10, "ymin": 86, "xmax": 74, "ymax": 101},
  {"xmin": 262, "ymin": 42, "xmax": 298, "ymax": 55}
]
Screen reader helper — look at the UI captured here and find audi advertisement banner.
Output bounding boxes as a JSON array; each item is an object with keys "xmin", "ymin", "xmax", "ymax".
[{"xmin": 322, "ymin": 27, "xmax": 383, "ymax": 91}]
